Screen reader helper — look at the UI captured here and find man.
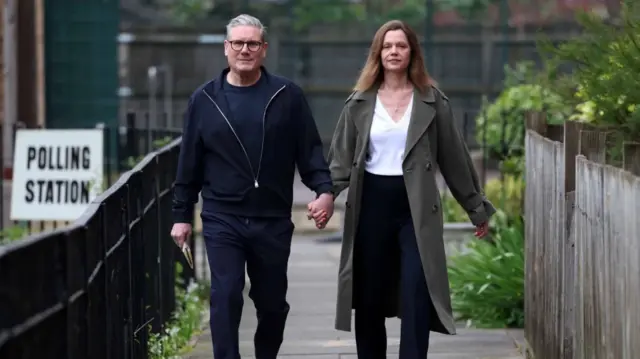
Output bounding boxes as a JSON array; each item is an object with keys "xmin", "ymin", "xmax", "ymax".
[{"xmin": 170, "ymin": 14, "xmax": 334, "ymax": 359}]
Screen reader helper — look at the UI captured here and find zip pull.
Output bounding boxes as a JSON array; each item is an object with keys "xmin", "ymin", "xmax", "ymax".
[{"xmin": 254, "ymin": 180, "xmax": 259, "ymax": 188}]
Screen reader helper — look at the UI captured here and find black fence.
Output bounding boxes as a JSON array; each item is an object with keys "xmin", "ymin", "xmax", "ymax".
[
  {"xmin": 0, "ymin": 112, "xmax": 183, "ymax": 232},
  {"xmin": 0, "ymin": 137, "xmax": 196, "ymax": 359}
]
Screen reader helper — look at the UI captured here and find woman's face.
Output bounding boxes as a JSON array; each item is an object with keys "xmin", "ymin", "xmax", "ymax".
[{"xmin": 380, "ymin": 29, "xmax": 411, "ymax": 72}]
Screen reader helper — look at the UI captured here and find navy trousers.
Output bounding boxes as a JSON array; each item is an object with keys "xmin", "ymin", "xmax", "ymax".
[
  {"xmin": 202, "ymin": 212, "xmax": 294, "ymax": 359},
  {"xmin": 353, "ymin": 172, "xmax": 433, "ymax": 359}
]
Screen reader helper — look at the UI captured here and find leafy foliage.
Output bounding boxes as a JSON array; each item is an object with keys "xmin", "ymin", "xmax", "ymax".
[
  {"xmin": 441, "ymin": 175, "xmax": 524, "ymax": 223},
  {"xmin": 441, "ymin": 192, "xmax": 468, "ymax": 223},
  {"xmin": 538, "ymin": 1, "xmax": 640, "ymax": 161},
  {"xmin": 289, "ymin": 0, "xmax": 366, "ymax": 31},
  {"xmin": 447, "ymin": 210, "xmax": 524, "ymax": 328},
  {"xmin": 164, "ymin": 0, "xmax": 215, "ymax": 24},
  {"xmin": 437, "ymin": 0, "xmax": 497, "ymax": 19},
  {"xmin": 159, "ymin": 0, "xmax": 436, "ymax": 30},
  {"xmin": 283, "ymin": 0, "xmax": 429, "ymax": 30},
  {"xmin": 126, "ymin": 136, "xmax": 174, "ymax": 170},
  {"xmin": 147, "ymin": 264, "xmax": 209, "ymax": 359},
  {"xmin": 0, "ymin": 225, "xmax": 29, "ymax": 245},
  {"xmin": 475, "ymin": 62, "xmax": 573, "ymax": 177},
  {"xmin": 484, "ymin": 175, "xmax": 524, "ymax": 216}
]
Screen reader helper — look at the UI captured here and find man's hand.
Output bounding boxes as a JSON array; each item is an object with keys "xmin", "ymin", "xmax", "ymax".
[
  {"xmin": 307, "ymin": 193, "xmax": 334, "ymax": 229},
  {"xmin": 474, "ymin": 222, "xmax": 489, "ymax": 238},
  {"xmin": 171, "ymin": 223, "xmax": 193, "ymax": 247}
]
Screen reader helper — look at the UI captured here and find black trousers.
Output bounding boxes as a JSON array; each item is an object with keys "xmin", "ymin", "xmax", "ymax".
[
  {"xmin": 354, "ymin": 171, "xmax": 433, "ymax": 359},
  {"xmin": 202, "ymin": 212, "xmax": 294, "ymax": 359}
]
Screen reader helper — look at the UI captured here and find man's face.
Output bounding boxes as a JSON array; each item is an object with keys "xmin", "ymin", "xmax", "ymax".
[{"xmin": 224, "ymin": 25, "xmax": 267, "ymax": 74}]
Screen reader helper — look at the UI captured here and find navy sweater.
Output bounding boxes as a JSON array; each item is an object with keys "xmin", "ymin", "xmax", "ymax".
[{"xmin": 172, "ymin": 67, "xmax": 333, "ymax": 223}]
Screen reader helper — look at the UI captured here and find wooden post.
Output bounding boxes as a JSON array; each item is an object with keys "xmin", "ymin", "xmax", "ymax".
[
  {"xmin": 578, "ymin": 130, "xmax": 610, "ymax": 164},
  {"xmin": 0, "ymin": 4, "xmax": 3, "ymax": 123},
  {"xmin": 623, "ymin": 142, "xmax": 640, "ymax": 176},
  {"xmin": 547, "ymin": 124, "xmax": 565, "ymax": 143},
  {"xmin": 525, "ymin": 111, "xmax": 548, "ymax": 135},
  {"xmin": 3, "ymin": 0, "xmax": 17, "ymax": 171},
  {"xmin": 17, "ymin": 0, "xmax": 38, "ymax": 129},
  {"xmin": 35, "ymin": 0, "xmax": 44, "ymax": 127},
  {"xmin": 563, "ymin": 121, "xmax": 599, "ymax": 193}
]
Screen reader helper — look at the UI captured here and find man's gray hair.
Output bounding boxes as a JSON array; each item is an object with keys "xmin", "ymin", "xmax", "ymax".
[{"xmin": 226, "ymin": 14, "xmax": 267, "ymax": 40}]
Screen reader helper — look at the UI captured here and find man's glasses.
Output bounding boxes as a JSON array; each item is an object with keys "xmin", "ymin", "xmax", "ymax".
[{"xmin": 228, "ymin": 40, "xmax": 263, "ymax": 52}]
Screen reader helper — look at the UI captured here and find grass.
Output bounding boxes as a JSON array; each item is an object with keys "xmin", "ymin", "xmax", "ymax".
[{"xmin": 147, "ymin": 264, "xmax": 210, "ymax": 359}]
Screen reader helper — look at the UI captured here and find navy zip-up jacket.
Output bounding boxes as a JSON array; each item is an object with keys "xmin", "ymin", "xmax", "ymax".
[{"xmin": 172, "ymin": 67, "xmax": 333, "ymax": 223}]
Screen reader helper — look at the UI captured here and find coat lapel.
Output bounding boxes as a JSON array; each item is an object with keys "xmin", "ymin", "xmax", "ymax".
[
  {"xmin": 350, "ymin": 89, "xmax": 376, "ymax": 160},
  {"xmin": 349, "ymin": 86, "xmax": 437, "ymax": 163},
  {"xmin": 404, "ymin": 87, "xmax": 437, "ymax": 160}
]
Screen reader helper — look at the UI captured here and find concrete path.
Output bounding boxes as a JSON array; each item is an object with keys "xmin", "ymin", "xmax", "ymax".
[{"xmin": 185, "ymin": 236, "xmax": 524, "ymax": 359}]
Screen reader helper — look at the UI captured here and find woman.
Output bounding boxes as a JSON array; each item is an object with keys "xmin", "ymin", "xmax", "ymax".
[{"xmin": 309, "ymin": 20, "xmax": 496, "ymax": 358}]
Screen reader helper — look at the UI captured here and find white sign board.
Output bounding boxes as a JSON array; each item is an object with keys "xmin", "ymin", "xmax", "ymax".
[{"xmin": 10, "ymin": 129, "xmax": 104, "ymax": 221}]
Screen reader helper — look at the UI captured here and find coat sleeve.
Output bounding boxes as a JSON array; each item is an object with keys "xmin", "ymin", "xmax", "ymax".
[
  {"xmin": 327, "ymin": 100, "xmax": 357, "ymax": 197},
  {"xmin": 292, "ymin": 85, "xmax": 333, "ymax": 197},
  {"xmin": 172, "ymin": 94, "xmax": 204, "ymax": 224},
  {"xmin": 434, "ymin": 89, "xmax": 496, "ymax": 226}
]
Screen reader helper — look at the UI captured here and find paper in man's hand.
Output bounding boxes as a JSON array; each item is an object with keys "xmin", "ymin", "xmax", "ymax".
[{"xmin": 181, "ymin": 242, "xmax": 194, "ymax": 269}]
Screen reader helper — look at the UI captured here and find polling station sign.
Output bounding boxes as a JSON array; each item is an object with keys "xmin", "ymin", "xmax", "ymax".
[{"xmin": 10, "ymin": 129, "xmax": 104, "ymax": 221}]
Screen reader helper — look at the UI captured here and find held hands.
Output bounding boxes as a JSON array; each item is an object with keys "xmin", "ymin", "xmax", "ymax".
[{"xmin": 307, "ymin": 193, "xmax": 335, "ymax": 230}]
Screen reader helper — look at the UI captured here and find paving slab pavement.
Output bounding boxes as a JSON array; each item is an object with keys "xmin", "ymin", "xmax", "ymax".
[{"xmin": 185, "ymin": 236, "xmax": 523, "ymax": 359}]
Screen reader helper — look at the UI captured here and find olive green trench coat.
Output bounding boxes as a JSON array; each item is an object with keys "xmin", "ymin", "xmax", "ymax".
[{"xmin": 328, "ymin": 85, "xmax": 496, "ymax": 335}]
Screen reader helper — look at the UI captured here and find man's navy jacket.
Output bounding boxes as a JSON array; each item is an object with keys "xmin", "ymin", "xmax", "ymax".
[{"xmin": 172, "ymin": 67, "xmax": 333, "ymax": 223}]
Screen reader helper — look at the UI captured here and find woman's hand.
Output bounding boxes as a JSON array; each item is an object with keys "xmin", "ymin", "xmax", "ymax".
[
  {"xmin": 307, "ymin": 194, "xmax": 334, "ymax": 229},
  {"xmin": 474, "ymin": 222, "xmax": 489, "ymax": 238}
]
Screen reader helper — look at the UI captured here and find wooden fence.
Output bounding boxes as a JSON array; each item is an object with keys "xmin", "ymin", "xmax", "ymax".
[{"xmin": 524, "ymin": 113, "xmax": 640, "ymax": 359}]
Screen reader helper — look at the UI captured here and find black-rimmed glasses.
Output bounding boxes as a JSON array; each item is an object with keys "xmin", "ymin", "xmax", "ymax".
[{"xmin": 228, "ymin": 40, "xmax": 263, "ymax": 52}]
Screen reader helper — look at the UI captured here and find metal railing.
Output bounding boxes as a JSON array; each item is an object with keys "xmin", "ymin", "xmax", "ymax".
[
  {"xmin": 0, "ymin": 137, "xmax": 195, "ymax": 359},
  {"xmin": 0, "ymin": 112, "xmax": 183, "ymax": 232}
]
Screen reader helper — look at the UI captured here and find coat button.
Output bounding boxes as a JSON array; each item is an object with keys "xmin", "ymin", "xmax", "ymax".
[
  {"xmin": 346, "ymin": 202, "xmax": 351, "ymax": 209},
  {"xmin": 432, "ymin": 204, "xmax": 438, "ymax": 213},
  {"xmin": 426, "ymin": 161, "xmax": 432, "ymax": 171},
  {"xmin": 352, "ymin": 162, "xmax": 357, "ymax": 167}
]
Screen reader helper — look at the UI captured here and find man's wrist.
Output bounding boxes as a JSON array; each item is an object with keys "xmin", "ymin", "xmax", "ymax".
[{"xmin": 317, "ymin": 191, "xmax": 335, "ymax": 201}]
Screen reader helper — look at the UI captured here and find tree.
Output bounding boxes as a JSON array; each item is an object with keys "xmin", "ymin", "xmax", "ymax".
[
  {"xmin": 267, "ymin": 0, "xmax": 428, "ymax": 31},
  {"xmin": 539, "ymin": 1, "xmax": 640, "ymax": 162},
  {"xmin": 436, "ymin": 0, "xmax": 498, "ymax": 19},
  {"xmin": 155, "ymin": 0, "xmax": 215, "ymax": 24},
  {"xmin": 158, "ymin": 0, "xmax": 431, "ymax": 29}
]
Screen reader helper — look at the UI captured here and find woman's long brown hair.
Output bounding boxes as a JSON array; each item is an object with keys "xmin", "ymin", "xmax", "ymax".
[{"xmin": 353, "ymin": 20, "xmax": 433, "ymax": 93}]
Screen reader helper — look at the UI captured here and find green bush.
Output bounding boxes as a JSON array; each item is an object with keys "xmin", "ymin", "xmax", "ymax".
[
  {"xmin": 0, "ymin": 224, "xmax": 29, "ymax": 245},
  {"xmin": 539, "ymin": 1, "xmax": 640, "ymax": 163},
  {"xmin": 126, "ymin": 136, "xmax": 174, "ymax": 170},
  {"xmin": 484, "ymin": 175, "xmax": 524, "ymax": 216},
  {"xmin": 441, "ymin": 175, "xmax": 525, "ymax": 223},
  {"xmin": 475, "ymin": 62, "xmax": 573, "ymax": 177},
  {"xmin": 447, "ymin": 210, "xmax": 524, "ymax": 328},
  {"xmin": 441, "ymin": 192, "xmax": 468, "ymax": 223},
  {"xmin": 147, "ymin": 264, "xmax": 209, "ymax": 359}
]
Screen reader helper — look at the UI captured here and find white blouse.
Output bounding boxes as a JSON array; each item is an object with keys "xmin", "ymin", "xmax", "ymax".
[{"xmin": 364, "ymin": 94, "xmax": 413, "ymax": 176}]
